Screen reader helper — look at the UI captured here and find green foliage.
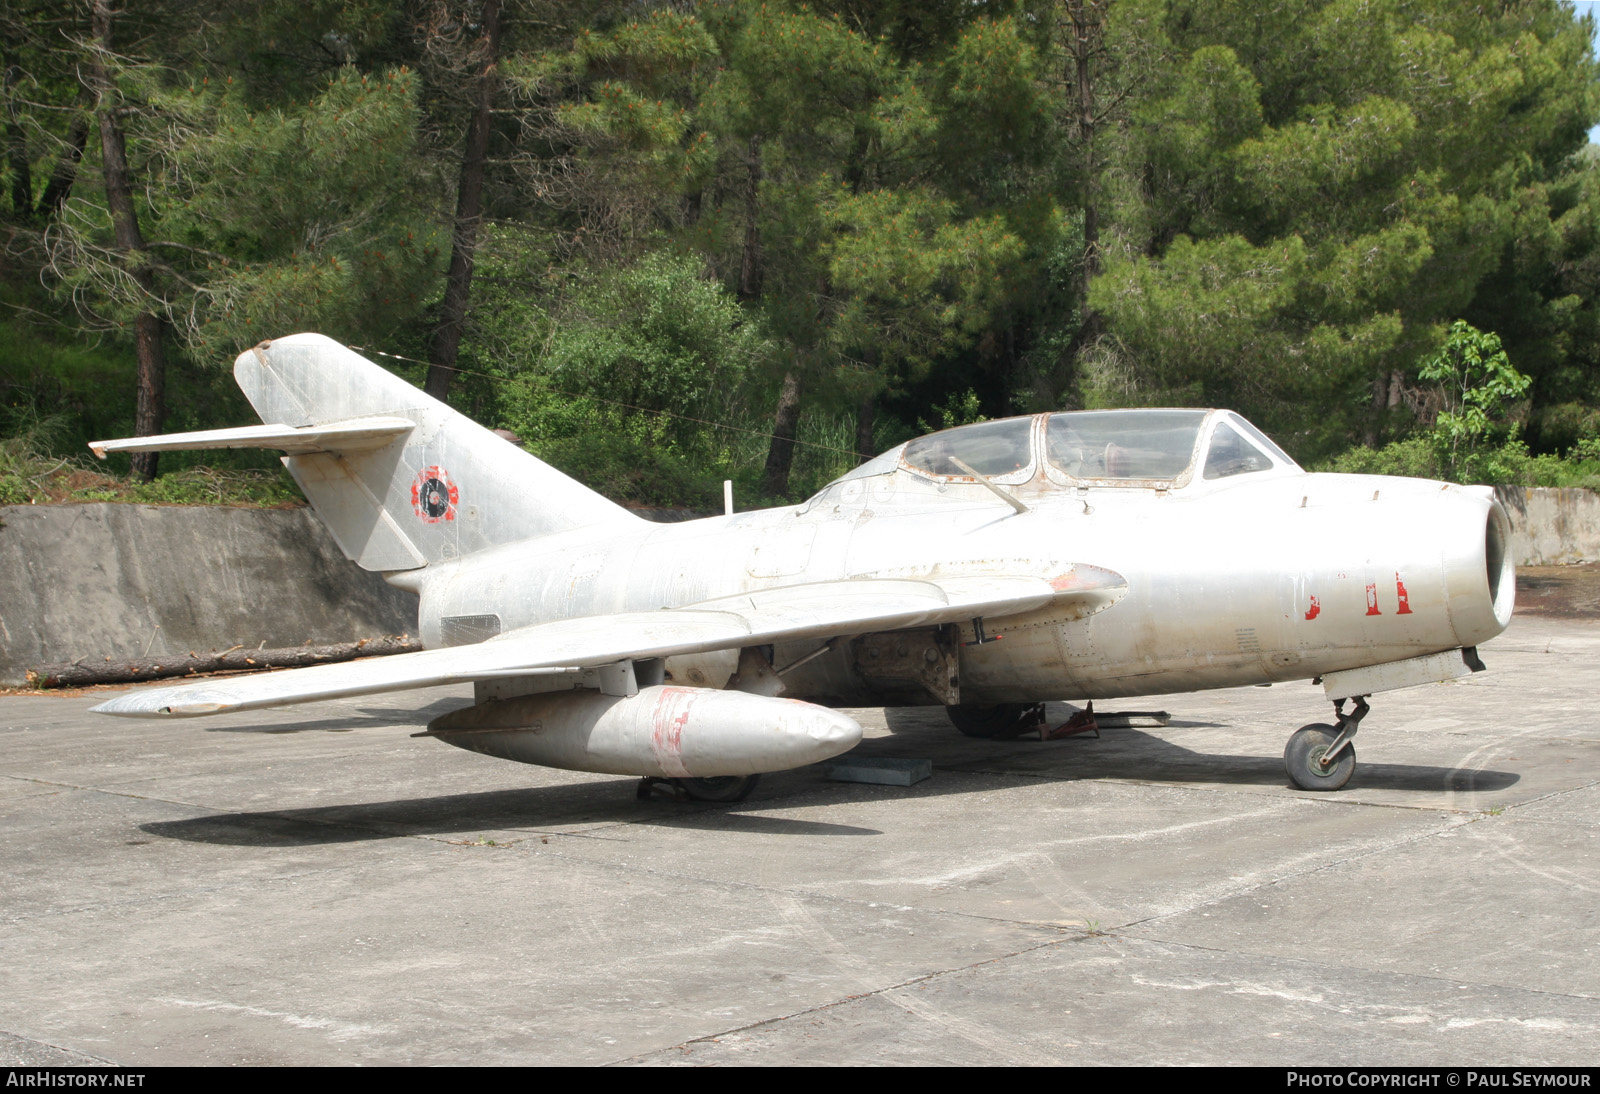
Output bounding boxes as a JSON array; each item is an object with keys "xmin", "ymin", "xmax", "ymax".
[
  {"xmin": 0, "ymin": 409, "xmax": 69, "ymax": 504},
  {"xmin": 931, "ymin": 16, "xmax": 1050, "ymax": 198},
  {"xmin": 501, "ymin": 6, "xmax": 723, "ymax": 258},
  {"xmin": 825, "ymin": 188, "xmax": 1025, "ymax": 370},
  {"xmin": 685, "ymin": 2, "xmax": 1059, "ymax": 467},
  {"xmin": 481, "ymin": 249, "xmax": 789, "ymax": 506},
  {"xmin": 1418, "ymin": 321, "xmax": 1531, "ymax": 481},
  {"xmin": 1320, "ymin": 436, "xmax": 1439, "ymax": 480},
  {"xmin": 113, "ymin": 467, "xmax": 303, "ymax": 506},
  {"xmin": 499, "ymin": 384, "xmax": 860, "ymax": 509},
  {"xmin": 1320, "ymin": 321, "xmax": 1600, "ymax": 487},
  {"xmin": 708, "ymin": 1, "xmax": 907, "ymax": 146},
  {"xmin": 558, "ymin": 10, "xmax": 720, "ymax": 191},
  {"xmin": 918, "ymin": 389, "xmax": 985, "ymax": 433},
  {"xmin": 201, "ymin": 0, "xmax": 409, "ymax": 104},
  {"xmin": 0, "ymin": 407, "xmax": 299, "ymax": 507},
  {"xmin": 41, "ymin": 60, "xmax": 442, "ymax": 366},
  {"xmin": 1320, "ymin": 432, "xmax": 1599, "ymax": 489},
  {"xmin": 0, "ymin": 308, "xmax": 135, "ymax": 447},
  {"xmin": 543, "ymin": 251, "xmax": 768, "ymax": 436},
  {"xmin": 1091, "ymin": 0, "xmax": 1600, "ymax": 446},
  {"xmin": 6, "ymin": 0, "xmax": 1600, "ymax": 512},
  {"xmin": 155, "ymin": 66, "xmax": 444, "ymax": 361},
  {"xmin": 500, "ymin": 387, "xmax": 726, "ymax": 508}
]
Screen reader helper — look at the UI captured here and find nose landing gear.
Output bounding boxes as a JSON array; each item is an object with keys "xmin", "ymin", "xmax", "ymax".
[{"xmin": 1284, "ymin": 695, "xmax": 1369, "ymax": 791}]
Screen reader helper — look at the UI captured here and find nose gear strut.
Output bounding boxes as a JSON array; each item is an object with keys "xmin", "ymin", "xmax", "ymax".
[
  {"xmin": 1284, "ymin": 694, "xmax": 1369, "ymax": 792},
  {"xmin": 1320, "ymin": 695, "xmax": 1368, "ymax": 765}
]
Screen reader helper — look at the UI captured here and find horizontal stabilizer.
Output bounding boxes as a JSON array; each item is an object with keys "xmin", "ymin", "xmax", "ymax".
[
  {"xmin": 89, "ymin": 417, "xmax": 416, "ymax": 459},
  {"xmin": 92, "ymin": 566, "xmax": 1127, "ymax": 718}
]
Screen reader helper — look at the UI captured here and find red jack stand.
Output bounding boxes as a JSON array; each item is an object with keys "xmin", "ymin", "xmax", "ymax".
[{"xmin": 1044, "ymin": 701, "xmax": 1100, "ymax": 740}]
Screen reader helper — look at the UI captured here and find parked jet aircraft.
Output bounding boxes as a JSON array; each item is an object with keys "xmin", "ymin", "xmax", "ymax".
[{"xmin": 90, "ymin": 334, "xmax": 1514, "ymax": 799}]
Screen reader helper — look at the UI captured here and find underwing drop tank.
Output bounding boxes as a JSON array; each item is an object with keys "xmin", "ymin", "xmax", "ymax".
[{"xmin": 425, "ymin": 685, "xmax": 864, "ymax": 777}]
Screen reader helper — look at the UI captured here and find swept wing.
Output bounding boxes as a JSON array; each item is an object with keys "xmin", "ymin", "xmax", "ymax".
[{"xmin": 91, "ymin": 568, "xmax": 1125, "ymax": 718}]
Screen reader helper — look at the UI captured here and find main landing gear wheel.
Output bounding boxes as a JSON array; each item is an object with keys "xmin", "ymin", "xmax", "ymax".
[
  {"xmin": 676, "ymin": 775, "xmax": 761, "ymax": 802},
  {"xmin": 946, "ymin": 703, "xmax": 1032, "ymax": 739},
  {"xmin": 1284, "ymin": 723, "xmax": 1356, "ymax": 791},
  {"xmin": 636, "ymin": 775, "xmax": 761, "ymax": 803}
]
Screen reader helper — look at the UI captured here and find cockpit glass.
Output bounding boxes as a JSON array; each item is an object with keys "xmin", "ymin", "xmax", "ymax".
[
  {"xmin": 832, "ymin": 447, "xmax": 902, "ymax": 484},
  {"xmin": 1203, "ymin": 422, "xmax": 1273, "ymax": 479},
  {"xmin": 902, "ymin": 417, "xmax": 1033, "ymax": 478},
  {"xmin": 1227, "ymin": 413, "xmax": 1298, "ymax": 469},
  {"xmin": 1045, "ymin": 410, "xmax": 1208, "ymax": 481}
]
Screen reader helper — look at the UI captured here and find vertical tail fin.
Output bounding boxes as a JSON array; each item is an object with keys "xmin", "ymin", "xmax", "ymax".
[{"xmin": 222, "ymin": 334, "xmax": 637, "ymax": 571}]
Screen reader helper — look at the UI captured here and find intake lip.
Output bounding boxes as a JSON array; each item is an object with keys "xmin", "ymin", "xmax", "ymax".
[
  {"xmin": 1445, "ymin": 493, "xmax": 1516, "ymax": 648},
  {"xmin": 1485, "ymin": 498, "xmax": 1515, "ymax": 630}
]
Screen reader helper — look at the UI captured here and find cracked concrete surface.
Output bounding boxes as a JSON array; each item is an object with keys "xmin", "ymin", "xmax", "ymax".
[{"xmin": 0, "ymin": 614, "xmax": 1595, "ymax": 1065}]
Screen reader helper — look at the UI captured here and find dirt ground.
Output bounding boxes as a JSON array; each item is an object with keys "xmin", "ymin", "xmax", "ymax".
[{"xmin": 1515, "ymin": 563, "xmax": 1600, "ymax": 618}]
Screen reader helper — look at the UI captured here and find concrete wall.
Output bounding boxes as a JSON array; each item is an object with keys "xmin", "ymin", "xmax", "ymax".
[
  {"xmin": 1497, "ymin": 486, "xmax": 1600, "ymax": 566},
  {"xmin": 0, "ymin": 504, "xmax": 417, "ymax": 686}
]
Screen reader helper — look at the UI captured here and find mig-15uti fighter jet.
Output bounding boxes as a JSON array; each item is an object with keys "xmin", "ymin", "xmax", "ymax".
[{"xmin": 90, "ymin": 334, "xmax": 1515, "ymax": 800}]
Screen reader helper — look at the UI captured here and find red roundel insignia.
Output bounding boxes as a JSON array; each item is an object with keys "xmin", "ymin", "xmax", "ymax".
[{"xmin": 411, "ymin": 466, "xmax": 459, "ymax": 523}]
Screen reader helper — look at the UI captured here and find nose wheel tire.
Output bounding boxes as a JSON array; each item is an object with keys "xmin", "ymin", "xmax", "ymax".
[{"xmin": 1285, "ymin": 723, "xmax": 1356, "ymax": 791}]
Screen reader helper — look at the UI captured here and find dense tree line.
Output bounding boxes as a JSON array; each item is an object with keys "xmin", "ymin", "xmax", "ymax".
[{"xmin": 2, "ymin": 0, "xmax": 1597, "ymax": 507}]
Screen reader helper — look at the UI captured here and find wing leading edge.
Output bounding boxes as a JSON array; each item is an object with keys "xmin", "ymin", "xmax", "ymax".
[{"xmin": 90, "ymin": 566, "xmax": 1127, "ymax": 718}]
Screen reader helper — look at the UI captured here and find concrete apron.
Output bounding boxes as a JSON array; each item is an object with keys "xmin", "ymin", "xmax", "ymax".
[{"xmin": 0, "ymin": 613, "xmax": 1594, "ymax": 1066}]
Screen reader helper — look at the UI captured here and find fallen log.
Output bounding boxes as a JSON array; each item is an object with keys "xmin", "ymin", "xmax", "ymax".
[{"xmin": 28, "ymin": 635, "xmax": 422, "ymax": 689}]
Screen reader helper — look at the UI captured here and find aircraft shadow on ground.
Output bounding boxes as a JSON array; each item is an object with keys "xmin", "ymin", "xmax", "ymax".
[
  {"xmin": 878, "ymin": 707, "xmax": 1523, "ymax": 794},
  {"xmin": 143, "ymin": 702, "xmax": 1521, "ymax": 848},
  {"xmin": 138, "ymin": 779, "xmax": 886, "ymax": 846}
]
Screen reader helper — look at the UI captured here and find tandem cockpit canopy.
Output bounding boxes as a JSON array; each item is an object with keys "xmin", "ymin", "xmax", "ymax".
[{"xmin": 810, "ymin": 408, "xmax": 1300, "ymax": 505}]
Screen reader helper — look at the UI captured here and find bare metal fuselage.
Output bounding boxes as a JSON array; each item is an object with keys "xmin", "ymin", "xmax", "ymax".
[
  {"xmin": 86, "ymin": 338, "xmax": 1516, "ymax": 789},
  {"xmin": 409, "ymin": 468, "xmax": 1513, "ymax": 709}
]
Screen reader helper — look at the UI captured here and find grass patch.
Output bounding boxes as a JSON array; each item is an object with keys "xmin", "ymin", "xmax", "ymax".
[{"xmin": 0, "ymin": 456, "xmax": 303, "ymax": 508}]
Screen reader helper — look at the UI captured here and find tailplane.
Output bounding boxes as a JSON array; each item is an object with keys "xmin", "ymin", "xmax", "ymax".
[{"xmin": 92, "ymin": 334, "xmax": 642, "ymax": 570}]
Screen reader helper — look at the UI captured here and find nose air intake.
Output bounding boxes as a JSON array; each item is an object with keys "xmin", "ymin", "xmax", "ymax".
[
  {"xmin": 1485, "ymin": 499, "xmax": 1515, "ymax": 630},
  {"xmin": 1444, "ymin": 492, "xmax": 1516, "ymax": 649}
]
